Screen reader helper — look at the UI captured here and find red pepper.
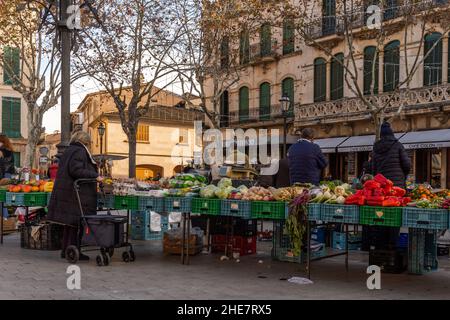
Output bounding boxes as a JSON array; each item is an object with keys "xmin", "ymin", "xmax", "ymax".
[
  {"xmin": 363, "ymin": 188, "xmax": 373, "ymax": 197},
  {"xmin": 382, "ymin": 199, "xmax": 400, "ymax": 207},
  {"xmin": 402, "ymin": 197, "xmax": 412, "ymax": 206},
  {"xmin": 354, "ymin": 190, "xmax": 364, "ymax": 197},
  {"xmin": 358, "ymin": 196, "xmax": 366, "ymax": 206},
  {"xmin": 392, "ymin": 186, "xmax": 406, "ymax": 197},
  {"xmin": 374, "ymin": 174, "xmax": 389, "ymax": 187},
  {"xmin": 373, "ymin": 188, "xmax": 385, "ymax": 197},
  {"xmin": 364, "ymin": 180, "xmax": 381, "ymax": 190},
  {"xmin": 366, "ymin": 200, "xmax": 384, "ymax": 207},
  {"xmin": 366, "ymin": 195, "xmax": 385, "ymax": 202}
]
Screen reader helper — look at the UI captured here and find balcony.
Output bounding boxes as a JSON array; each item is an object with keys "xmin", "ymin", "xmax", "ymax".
[
  {"xmin": 294, "ymin": 84, "xmax": 450, "ymax": 126},
  {"xmin": 249, "ymin": 38, "xmax": 279, "ymax": 64},
  {"xmin": 227, "ymin": 104, "xmax": 294, "ymax": 127}
]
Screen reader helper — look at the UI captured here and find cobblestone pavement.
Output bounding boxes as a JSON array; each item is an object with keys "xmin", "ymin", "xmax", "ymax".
[{"xmin": 0, "ymin": 233, "xmax": 450, "ymax": 300}]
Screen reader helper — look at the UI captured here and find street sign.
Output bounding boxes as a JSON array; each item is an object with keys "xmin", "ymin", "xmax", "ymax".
[{"xmin": 39, "ymin": 157, "xmax": 48, "ymax": 164}]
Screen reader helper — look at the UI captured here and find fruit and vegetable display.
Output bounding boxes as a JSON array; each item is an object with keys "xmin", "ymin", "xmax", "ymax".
[
  {"xmin": 269, "ymin": 186, "xmax": 307, "ymax": 202},
  {"xmin": 285, "ymin": 190, "xmax": 310, "ymax": 256},
  {"xmin": 242, "ymin": 187, "xmax": 275, "ymax": 201},
  {"xmin": 345, "ymin": 174, "xmax": 411, "ymax": 207},
  {"xmin": 406, "ymin": 184, "xmax": 450, "ymax": 209},
  {"xmin": 309, "ymin": 182, "xmax": 353, "ymax": 204},
  {"xmin": 198, "ymin": 180, "xmax": 249, "ymax": 200},
  {"xmin": 5, "ymin": 180, "xmax": 51, "ymax": 193}
]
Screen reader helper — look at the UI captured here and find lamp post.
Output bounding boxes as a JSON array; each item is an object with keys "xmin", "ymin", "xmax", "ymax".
[
  {"xmin": 279, "ymin": 96, "xmax": 291, "ymax": 158},
  {"xmin": 97, "ymin": 122, "xmax": 106, "ymax": 155}
]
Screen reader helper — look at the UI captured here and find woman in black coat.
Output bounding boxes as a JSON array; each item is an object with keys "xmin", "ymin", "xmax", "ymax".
[
  {"xmin": 372, "ymin": 122, "xmax": 411, "ymax": 188},
  {"xmin": 0, "ymin": 134, "xmax": 16, "ymax": 179},
  {"xmin": 47, "ymin": 131, "xmax": 99, "ymax": 260}
]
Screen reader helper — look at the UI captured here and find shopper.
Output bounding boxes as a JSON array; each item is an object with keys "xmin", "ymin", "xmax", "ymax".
[
  {"xmin": 47, "ymin": 131, "xmax": 100, "ymax": 261},
  {"xmin": 0, "ymin": 134, "xmax": 15, "ymax": 179},
  {"xmin": 274, "ymin": 158, "xmax": 290, "ymax": 188},
  {"xmin": 287, "ymin": 128, "xmax": 328, "ymax": 186},
  {"xmin": 372, "ymin": 121, "xmax": 411, "ymax": 188}
]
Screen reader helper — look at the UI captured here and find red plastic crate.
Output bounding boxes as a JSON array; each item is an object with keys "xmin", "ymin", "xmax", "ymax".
[
  {"xmin": 232, "ymin": 236, "xmax": 257, "ymax": 256},
  {"xmin": 211, "ymin": 234, "xmax": 227, "ymax": 245}
]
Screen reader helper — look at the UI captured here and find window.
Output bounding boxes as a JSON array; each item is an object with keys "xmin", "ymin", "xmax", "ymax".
[
  {"xmin": 3, "ymin": 46, "xmax": 20, "ymax": 85},
  {"xmin": 179, "ymin": 128, "xmax": 189, "ymax": 144},
  {"xmin": 239, "ymin": 86, "xmax": 249, "ymax": 123},
  {"xmin": 424, "ymin": 33, "xmax": 442, "ymax": 86},
  {"xmin": 330, "ymin": 53, "xmax": 344, "ymax": 101},
  {"xmin": 283, "ymin": 19, "xmax": 295, "ymax": 55},
  {"xmin": 314, "ymin": 58, "xmax": 327, "ymax": 102},
  {"xmin": 260, "ymin": 23, "xmax": 272, "ymax": 57},
  {"xmin": 13, "ymin": 152, "xmax": 20, "ymax": 168},
  {"xmin": 383, "ymin": 40, "xmax": 400, "ymax": 93},
  {"xmin": 220, "ymin": 91, "xmax": 229, "ymax": 127},
  {"xmin": 259, "ymin": 82, "xmax": 271, "ymax": 121},
  {"xmin": 239, "ymin": 30, "xmax": 250, "ymax": 65},
  {"xmin": 220, "ymin": 37, "xmax": 229, "ymax": 68},
  {"xmin": 2, "ymin": 97, "xmax": 21, "ymax": 138},
  {"xmin": 322, "ymin": 0, "xmax": 336, "ymax": 36},
  {"xmin": 136, "ymin": 124, "xmax": 149, "ymax": 142},
  {"xmin": 364, "ymin": 46, "xmax": 379, "ymax": 95},
  {"xmin": 281, "ymin": 77, "xmax": 295, "ymax": 113},
  {"xmin": 383, "ymin": 0, "xmax": 398, "ymax": 20}
]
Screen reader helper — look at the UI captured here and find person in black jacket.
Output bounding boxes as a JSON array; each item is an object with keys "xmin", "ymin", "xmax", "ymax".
[
  {"xmin": 288, "ymin": 128, "xmax": 328, "ymax": 186},
  {"xmin": 47, "ymin": 131, "xmax": 100, "ymax": 260},
  {"xmin": 0, "ymin": 134, "xmax": 15, "ymax": 179},
  {"xmin": 372, "ymin": 122, "xmax": 411, "ymax": 188}
]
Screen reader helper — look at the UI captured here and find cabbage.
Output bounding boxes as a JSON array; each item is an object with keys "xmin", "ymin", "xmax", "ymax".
[
  {"xmin": 200, "ymin": 185, "xmax": 218, "ymax": 198},
  {"xmin": 215, "ymin": 185, "xmax": 234, "ymax": 199},
  {"xmin": 217, "ymin": 178, "xmax": 232, "ymax": 189},
  {"xmin": 237, "ymin": 185, "xmax": 248, "ymax": 194}
]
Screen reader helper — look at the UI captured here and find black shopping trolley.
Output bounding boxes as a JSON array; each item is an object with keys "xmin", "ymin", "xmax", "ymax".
[{"xmin": 65, "ymin": 179, "xmax": 135, "ymax": 266}]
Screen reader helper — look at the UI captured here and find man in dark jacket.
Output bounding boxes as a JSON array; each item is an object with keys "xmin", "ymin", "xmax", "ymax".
[
  {"xmin": 288, "ymin": 128, "xmax": 328, "ymax": 186},
  {"xmin": 372, "ymin": 122, "xmax": 411, "ymax": 188},
  {"xmin": 47, "ymin": 131, "xmax": 99, "ymax": 260}
]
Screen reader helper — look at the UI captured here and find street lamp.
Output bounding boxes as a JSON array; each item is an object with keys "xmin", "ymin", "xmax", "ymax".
[
  {"xmin": 279, "ymin": 95, "xmax": 291, "ymax": 158},
  {"xmin": 97, "ymin": 122, "xmax": 106, "ymax": 155}
]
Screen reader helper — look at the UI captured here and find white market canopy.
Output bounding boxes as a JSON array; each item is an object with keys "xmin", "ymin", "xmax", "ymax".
[
  {"xmin": 398, "ymin": 129, "xmax": 450, "ymax": 149},
  {"xmin": 313, "ymin": 137, "xmax": 349, "ymax": 153}
]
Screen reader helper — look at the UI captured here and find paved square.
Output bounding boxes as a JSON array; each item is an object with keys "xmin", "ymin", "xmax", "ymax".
[{"xmin": 0, "ymin": 233, "xmax": 449, "ymax": 300}]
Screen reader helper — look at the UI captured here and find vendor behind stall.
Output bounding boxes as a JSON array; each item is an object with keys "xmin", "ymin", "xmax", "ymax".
[{"xmin": 47, "ymin": 131, "xmax": 101, "ymax": 261}]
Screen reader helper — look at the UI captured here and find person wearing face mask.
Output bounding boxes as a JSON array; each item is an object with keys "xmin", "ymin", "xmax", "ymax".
[
  {"xmin": 47, "ymin": 131, "xmax": 102, "ymax": 261},
  {"xmin": 0, "ymin": 134, "xmax": 16, "ymax": 179}
]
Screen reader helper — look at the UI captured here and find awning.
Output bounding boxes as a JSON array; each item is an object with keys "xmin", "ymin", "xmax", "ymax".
[
  {"xmin": 314, "ymin": 137, "xmax": 349, "ymax": 153},
  {"xmin": 337, "ymin": 133, "xmax": 405, "ymax": 153},
  {"xmin": 399, "ymin": 129, "xmax": 450, "ymax": 149}
]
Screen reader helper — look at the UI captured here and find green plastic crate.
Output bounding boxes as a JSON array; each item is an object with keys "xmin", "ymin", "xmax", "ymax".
[
  {"xmin": 191, "ymin": 198, "xmax": 221, "ymax": 215},
  {"xmin": 114, "ymin": 195, "xmax": 139, "ymax": 210},
  {"xmin": 6, "ymin": 192, "xmax": 47, "ymax": 207},
  {"xmin": 307, "ymin": 203, "xmax": 321, "ymax": 221},
  {"xmin": 0, "ymin": 189, "xmax": 6, "ymax": 202},
  {"xmin": 360, "ymin": 206, "xmax": 402, "ymax": 227},
  {"xmin": 251, "ymin": 201, "xmax": 287, "ymax": 220}
]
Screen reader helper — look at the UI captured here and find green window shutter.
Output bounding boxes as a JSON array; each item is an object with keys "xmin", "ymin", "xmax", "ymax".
[
  {"xmin": 260, "ymin": 23, "xmax": 271, "ymax": 57},
  {"xmin": 259, "ymin": 82, "xmax": 271, "ymax": 121},
  {"xmin": 314, "ymin": 58, "xmax": 327, "ymax": 102},
  {"xmin": 3, "ymin": 46, "xmax": 20, "ymax": 85},
  {"xmin": 383, "ymin": 40, "xmax": 400, "ymax": 93},
  {"xmin": 322, "ymin": 0, "xmax": 336, "ymax": 36},
  {"xmin": 239, "ymin": 87, "xmax": 249, "ymax": 123},
  {"xmin": 220, "ymin": 91, "xmax": 229, "ymax": 127},
  {"xmin": 424, "ymin": 33, "xmax": 442, "ymax": 86},
  {"xmin": 2, "ymin": 97, "xmax": 21, "ymax": 138},
  {"xmin": 330, "ymin": 53, "xmax": 344, "ymax": 101},
  {"xmin": 364, "ymin": 46, "xmax": 379, "ymax": 95},
  {"xmin": 283, "ymin": 19, "xmax": 295, "ymax": 55},
  {"xmin": 220, "ymin": 37, "xmax": 229, "ymax": 68},
  {"xmin": 240, "ymin": 31, "xmax": 250, "ymax": 65},
  {"xmin": 282, "ymin": 77, "xmax": 294, "ymax": 115},
  {"xmin": 13, "ymin": 152, "xmax": 20, "ymax": 168}
]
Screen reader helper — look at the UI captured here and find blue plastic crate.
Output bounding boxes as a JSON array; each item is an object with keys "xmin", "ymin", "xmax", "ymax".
[
  {"xmin": 402, "ymin": 207, "xmax": 449, "ymax": 230},
  {"xmin": 396, "ymin": 233, "xmax": 408, "ymax": 248},
  {"xmin": 131, "ymin": 211, "xmax": 169, "ymax": 241},
  {"xmin": 311, "ymin": 227, "xmax": 326, "ymax": 243},
  {"xmin": 138, "ymin": 196, "xmax": 165, "ymax": 212},
  {"xmin": 332, "ymin": 231, "xmax": 362, "ymax": 251},
  {"xmin": 164, "ymin": 197, "xmax": 191, "ymax": 213},
  {"xmin": 321, "ymin": 204, "xmax": 359, "ymax": 224},
  {"xmin": 5, "ymin": 192, "xmax": 25, "ymax": 206},
  {"xmin": 307, "ymin": 203, "xmax": 321, "ymax": 221},
  {"xmin": 221, "ymin": 200, "xmax": 252, "ymax": 219},
  {"xmin": 97, "ymin": 194, "xmax": 115, "ymax": 209}
]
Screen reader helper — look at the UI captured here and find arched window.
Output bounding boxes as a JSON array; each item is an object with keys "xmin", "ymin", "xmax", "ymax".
[
  {"xmin": 239, "ymin": 86, "xmax": 249, "ymax": 123},
  {"xmin": 259, "ymin": 82, "xmax": 271, "ymax": 121},
  {"xmin": 220, "ymin": 91, "xmax": 229, "ymax": 127},
  {"xmin": 330, "ymin": 53, "xmax": 344, "ymax": 100},
  {"xmin": 283, "ymin": 18, "xmax": 295, "ymax": 55},
  {"xmin": 364, "ymin": 46, "xmax": 379, "ymax": 95},
  {"xmin": 282, "ymin": 77, "xmax": 295, "ymax": 113},
  {"xmin": 260, "ymin": 23, "xmax": 272, "ymax": 57},
  {"xmin": 314, "ymin": 58, "xmax": 327, "ymax": 102},
  {"xmin": 424, "ymin": 33, "xmax": 442, "ymax": 86},
  {"xmin": 383, "ymin": 40, "xmax": 400, "ymax": 93},
  {"xmin": 240, "ymin": 30, "xmax": 250, "ymax": 65}
]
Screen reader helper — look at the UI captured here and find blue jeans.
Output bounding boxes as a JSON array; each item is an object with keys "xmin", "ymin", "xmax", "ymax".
[{"xmin": 2, "ymin": 207, "xmax": 8, "ymax": 218}]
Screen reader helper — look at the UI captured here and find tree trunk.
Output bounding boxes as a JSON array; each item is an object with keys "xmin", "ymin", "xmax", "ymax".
[
  {"xmin": 374, "ymin": 115, "xmax": 382, "ymax": 142},
  {"xmin": 24, "ymin": 108, "xmax": 43, "ymax": 169},
  {"xmin": 128, "ymin": 134, "xmax": 137, "ymax": 178}
]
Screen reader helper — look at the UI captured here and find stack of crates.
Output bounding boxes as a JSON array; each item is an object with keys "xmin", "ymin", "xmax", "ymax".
[
  {"xmin": 131, "ymin": 211, "xmax": 169, "ymax": 241},
  {"xmin": 408, "ymin": 228, "xmax": 438, "ymax": 275},
  {"xmin": 332, "ymin": 231, "xmax": 362, "ymax": 251}
]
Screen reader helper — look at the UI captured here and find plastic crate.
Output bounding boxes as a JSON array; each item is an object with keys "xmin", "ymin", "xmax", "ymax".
[
  {"xmin": 114, "ymin": 195, "xmax": 139, "ymax": 210},
  {"xmin": 97, "ymin": 193, "xmax": 115, "ymax": 209},
  {"xmin": 6, "ymin": 192, "xmax": 48, "ymax": 207},
  {"xmin": 251, "ymin": 201, "xmax": 287, "ymax": 220},
  {"xmin": 408, "ymin": 228, "xmax": 438, "ymax": 275},
  {"xmin": 402, "ymin": 207, "xmax": 449, "ymax": 230},
  {"xmin": 164, "ymin": 197, "xmax": 192, "ymax": 213},
  {"xmin": 360, "ymin": 206, "xmax": 402, "ymax": 227},
  {"xmin": 311, "ymin": 227, "xmax": 326, "ymax": 243},
  {"xmin": 306, "ymin": 203, "xmax": 321, "ymax": 221},
  {"xmin": 191, "ymin": 198, "xmax": 221, "ymax": 216},
  {"xmin": 47, "ymin": 192, "xmax": 52, "ymax": 206},
  {"xmin": 332, "ymin": 231, "xmax": 362, "ymax": 251},
  {"xmin": 397, "ymin": 233, "xmax": 408, "ymax": 249},
  {"xmin": 369, "ymin": 249, "xmax": 407, "ymax": 273},
  {"xmin": 131, "ymin": 211, "xmax": 169, "ymax": 241},
  {"xmin": 0, "ymin": 189, "xmax": 6, "ymax": 202},
  {"xmin": 19, "ymin": 223, "xmax": 63, "ymax": 250},
  {"xmin": 321, "ymin": 204, "xmax": 359, "ymax": 224},
  {"xmin": 138, "ymin": 196, "xmax": 165, "ymax": 212},
  {"xmin": 221, "ymin": 200, "xmax": 252, "ymax": 219}
]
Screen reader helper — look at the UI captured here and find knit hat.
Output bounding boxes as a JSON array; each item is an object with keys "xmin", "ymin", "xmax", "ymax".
[{"xmin": 380, "ymin": 121, "xmax": 394, "ymax": 137}]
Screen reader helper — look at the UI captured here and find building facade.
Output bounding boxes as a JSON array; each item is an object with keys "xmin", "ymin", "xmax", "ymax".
[
  {"xmin": 75, "ymin": 87, "xmax": 204, "ymax": 179},
  {"xmin": 204, "ymin": 0, "xmax": 450, "ymax": 188},
  {"xmin": 0, "ymin": 46, "xmax": 28, "ymax": 167}
]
